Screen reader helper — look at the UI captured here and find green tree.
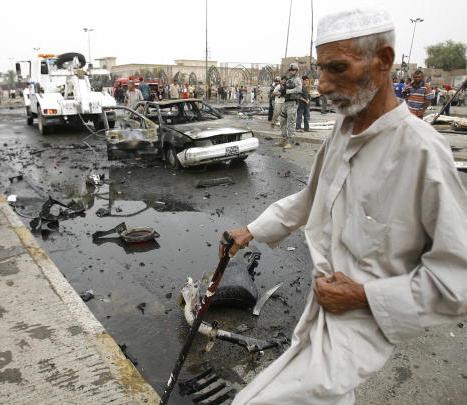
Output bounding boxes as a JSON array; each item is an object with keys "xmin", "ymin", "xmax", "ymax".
[{"xmin": 425, "ymin": 40, "xmax": 466, "ymax": 71}]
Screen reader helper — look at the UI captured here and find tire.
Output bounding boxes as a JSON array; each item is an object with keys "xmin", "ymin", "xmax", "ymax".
[
  {"xmin": 108, "ymin": 120, "xmax": 115, "ymax": 129},
  {"xmin": 37, "ymin": 108, "xmax": 50, "ymax": 135},
  {"xmin": 165, "ymin": 146, "xmax": 182, "ymax": 169},
  {"xmin": 26, "ymin": 107, "xmax": 33, "ymax": 126},
  {"xmin": 55, "ymin": 52, "xmax": 86, "ymax": 69}
]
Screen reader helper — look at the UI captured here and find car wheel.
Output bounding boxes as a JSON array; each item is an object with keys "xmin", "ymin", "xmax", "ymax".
[
  {"xmin": 108, "ymin": 120, "xmax": 115, "ymax": 129},
  {"xmin": 26, "ymin": 107, "xmax": 34, "ymax": 126},
  {"xmin": 37, "ymin": 108, "xmax": 50, "ymax": 135},
  {"xmin": 165, "ymin": 146, "xmax": 181, "ymax": 169}
]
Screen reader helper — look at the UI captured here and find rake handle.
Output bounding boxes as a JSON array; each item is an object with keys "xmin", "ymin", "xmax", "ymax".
[{"xmin": 159, "ymin": 232, "xmax": 234, "ymax": 405}]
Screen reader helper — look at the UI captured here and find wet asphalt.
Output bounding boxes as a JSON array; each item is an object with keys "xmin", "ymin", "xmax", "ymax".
[{"xmin": 0, "ymin": 107, "xmax": 315, "ymax": 402}]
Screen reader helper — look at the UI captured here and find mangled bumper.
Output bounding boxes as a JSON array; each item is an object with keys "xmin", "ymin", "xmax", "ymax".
[{"xmin": 177, "ymin": 137, "xmax": 259, "ymax": 167}]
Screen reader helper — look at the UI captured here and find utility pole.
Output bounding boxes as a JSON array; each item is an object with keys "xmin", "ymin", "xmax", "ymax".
[
  {"xmin": 407, "ymin": 18, "xmax": 423, "ymax": 76},
  {"xmin": 205, "ymin": 0, "xmax": 208, "ymax": 99},
  {"xmin": 83, "ymin": 27, "xmax": 94, "ymax": 67},
  {"xmin": 284, "ymin": 0, "xmax": 293, "ymax": 61},
  {"xmin": 309, "ymin": 0, "xmax": 314, "ymax": 73}
]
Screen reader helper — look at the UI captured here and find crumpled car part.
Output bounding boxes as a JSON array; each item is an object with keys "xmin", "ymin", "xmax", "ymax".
[{"xmin": 181, "ymin": 278, "xmax": 289, "ymax": 353}]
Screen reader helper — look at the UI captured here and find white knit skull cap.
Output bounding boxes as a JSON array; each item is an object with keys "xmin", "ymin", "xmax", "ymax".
[{"xmin": 316, "ymin": 6, "xmax": 395, "ymax": 47}]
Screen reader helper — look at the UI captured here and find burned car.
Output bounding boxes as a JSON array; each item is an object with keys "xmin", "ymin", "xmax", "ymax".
[{"xmin": 102, "ymin": 99, "xmax": 259, "ymax": 168}]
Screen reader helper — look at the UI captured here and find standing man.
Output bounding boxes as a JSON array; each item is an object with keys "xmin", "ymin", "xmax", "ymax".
[
  {"xmin": 228, "ymin": 6, "xmax": 467, "ymax": 404},
  {"xmin": 268, "ymin": 77, "xmax": 280, "ymax": 122},
  {"xmin": 402, "ymin": 70, "xmax": 433, "ymax": 118},
  {"xmin": 277, "ymin": 63, "xmax": 302, "ymax": 149},
  {"xmin": 124, "ymin": 80, "xmax": 143, "ymax": 108},
  {"xmin": 138, "ymin": 77, "xmax": 150, "ymax": 101},
  {"xmin": 271, "ymin": 76, "xmax": 286, "ymax": 129},
  {"xmin": 393, "ymin": 78, "xmax": 405, "ymax": 99},
  {"xmin": 169, "ymin": 80, "xmax": 180, "ymax": 99},
  {"xmin": 296, "ymin": 75, "xmax": 310, "ymax": 132}
]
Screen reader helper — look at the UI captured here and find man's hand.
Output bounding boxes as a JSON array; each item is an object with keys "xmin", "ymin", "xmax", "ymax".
[
  {"xmin": 222, "ymin": 226, "xmax": 254, "ymax": 257},
  {"xmin": 313, "ymin": 272, "xmax": 368, "ymax": 314}
]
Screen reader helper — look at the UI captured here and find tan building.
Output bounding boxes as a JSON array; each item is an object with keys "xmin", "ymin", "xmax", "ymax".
[{"xmin": 97, "ymin": 57, "xmax": 279, "ymax": 86}]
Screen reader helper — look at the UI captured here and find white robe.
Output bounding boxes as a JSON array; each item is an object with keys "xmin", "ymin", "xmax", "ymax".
[{"xmin": 232, "ymin": 102, "xmax": 467, "ymax": 404}]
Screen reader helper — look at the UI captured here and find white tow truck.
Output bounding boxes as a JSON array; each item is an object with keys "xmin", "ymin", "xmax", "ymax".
[{"xmin": 16, "ymin": 52, "xmax": 116, "ymax": 135}]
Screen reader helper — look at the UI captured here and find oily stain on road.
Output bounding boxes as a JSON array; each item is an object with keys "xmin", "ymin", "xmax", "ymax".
[{"xmin": 1, "ymin": 112, "xmax": 312, "ymax": 402}]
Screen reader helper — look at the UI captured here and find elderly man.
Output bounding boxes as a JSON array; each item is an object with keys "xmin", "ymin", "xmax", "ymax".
[{"xmin": 228, "ymin": 7, "xmax": 467, "ymax": 405}]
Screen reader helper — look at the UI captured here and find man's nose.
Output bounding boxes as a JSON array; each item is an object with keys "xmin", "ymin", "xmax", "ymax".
[{"xmin": 318, "ymin": 74, "xmax": 335, "ymax": 95}]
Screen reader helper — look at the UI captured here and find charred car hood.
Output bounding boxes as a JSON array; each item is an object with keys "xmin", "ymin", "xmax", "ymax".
[{"xmin": 170, "ymin": 121, "xmax": 251, "ymax": 140}]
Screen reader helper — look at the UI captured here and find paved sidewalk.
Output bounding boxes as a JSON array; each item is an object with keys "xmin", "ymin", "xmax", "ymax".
[{"xmin": 0, "ymin": 196, "xmax": 160, "ymax": 404}]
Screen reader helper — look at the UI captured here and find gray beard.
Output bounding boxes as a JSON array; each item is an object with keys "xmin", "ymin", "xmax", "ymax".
[{"xmin": 328, "ymin": 81, "xmax": 378, "ymax": 117}]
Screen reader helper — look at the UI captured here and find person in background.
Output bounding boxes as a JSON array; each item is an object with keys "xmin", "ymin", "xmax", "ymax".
[
  {"xmin": 296, "ymin": 75, "xmax": 311, "ymax": 132},
  {"xmin": 393, "ymin": 78, "xmax": 405, "ymax": 99},
  {"xmin": 268, "ymin": 77, "xmax": 280, "ymax": 122},
  {"xmin": 138, "ymin": 77, "xmax": 150, "ymax": 101},
  {"xmin": 271, "ymin": 76, "xmax": 286, "ymax": 129},
  {"xmin": 169, "ymin": 80, "xmax": 180, "ymax": 99},
  {"xmin": 124, "ymin": 80, "xmax": 143, "ymax": 108},
  {"xmin": 402, "ymin": 70, "xmax": 433, "ymax": 118}
]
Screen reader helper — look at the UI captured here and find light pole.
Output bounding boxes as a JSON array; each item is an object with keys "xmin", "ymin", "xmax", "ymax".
[
  {"xmin": 407, "ymin": 17, "xmax": 423, "ymax": 75},
  {"xmin": 83, "ymin": 28, "xmax": 94, "ymax": 66},
  {"xmin": 284, "ymin": 0, "xmax": 293, "ymax": 60},
  {"xmin": 205, "ymin": 0, "xmax": 208, "ymax": 100}
]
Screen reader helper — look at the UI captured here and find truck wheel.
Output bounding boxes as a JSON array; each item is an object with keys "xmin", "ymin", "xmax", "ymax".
[
  {"xmin": 37, "ymin": 109, "xmax": 50, "ymax": 135},
  {"xmin": 165, "ymin": 146, "xmax": 181, "ymax": 169},
  {"xmin": 26, "ymin": 107, "xmax": 33, "ymax": 126}
]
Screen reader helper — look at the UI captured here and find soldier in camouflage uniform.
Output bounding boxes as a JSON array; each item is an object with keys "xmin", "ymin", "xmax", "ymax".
[{"xmin": 276, "ymin": 63, "xmax": 302, "ymax": 149}]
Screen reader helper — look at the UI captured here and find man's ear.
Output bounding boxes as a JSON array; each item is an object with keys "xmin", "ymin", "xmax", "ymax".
[{"xmin": 376, "ymin": 45, "xmax": 395, "ymax": 72}]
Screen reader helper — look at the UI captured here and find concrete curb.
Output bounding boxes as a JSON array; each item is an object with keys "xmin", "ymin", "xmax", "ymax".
[{"xmin": 0, "ymin": 195, "xmax": 160, "ymax": 403}]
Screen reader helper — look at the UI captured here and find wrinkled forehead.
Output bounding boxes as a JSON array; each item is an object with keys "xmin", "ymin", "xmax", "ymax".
[{"xmin": 316, "ymin": 39, "xmax": 364, "ymax": 64}]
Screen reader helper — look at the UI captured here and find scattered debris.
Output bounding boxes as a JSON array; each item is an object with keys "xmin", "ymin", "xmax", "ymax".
[
  {"xmin": 80, "ymin": 290, "xmax": 95, "ymax": 302},
  {"xmin": 92, "ymin": 222, "xmax": 160, "ymax": 243},
  {"xmin": 195, "ymin": 177, "xmax": 234, "ymax": 188},
  {"xmin": 86, "ymin": 173, "xmax": 105, "ymax": 186},
  {"xmin": 178, "ymin": 368, "xmax": 237, "ymax": 404},
  {"xmin": 286, "ymin": 247, "xmax": 296, "ymax": 251},
  {"xmin": 8, "ymin": 174, "xmax": 23, "ymax": 183},
  {"xmin": 236, "ymin": 324, "xmax": 251, "ymax": 333},
  {"xmin": 96, "ymin": 207, "xmax": 111, "ymax": 217},
  {"xmin": 136, "ymin": 302, "xmax": 146, "ymax": 314},
  {"xmin": 457, "ymin": 322, "xmax": 464, "ymax": 328},
  {"xmin": 7, "ymin": 195, "xmax": 17, "ymax": 203},
  {"xmin": 118, "ymin": 343, "xmax": 138, "ymax": 366},
  {"xmin": 253, "ymin": 283, "xmax": 283, "ymax": 316},
  {"xmin": 181, "ymin": 277, "xmax": 287, "ymax": 353}
]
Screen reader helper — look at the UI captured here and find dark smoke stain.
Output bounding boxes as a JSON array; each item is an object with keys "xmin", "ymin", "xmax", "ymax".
[
  {"xmin": 0, "ymin": 368, "xmax": 22, "ymax": 384},
  {"xmin": 91, "ymin": 371, "xmax": 113, "ymax": 386},
  {"xmin": 67, "ymin": 325, "xmax": 83, "ymax": 336},
  {"xmin": 0, "ymin": 351, "xmax": 13, "ymax": 369},
  {"xmin": 394, "ymin": 366, "xmax": 413, "ymax": 385},
  {"xmin": 0, "ymin": 246, "xmax": 25, "ymax": 261},
  {"xmin": 17, "ymin": 340, "xmax": 30, "ymax": 350},
  {"xmin": 11, "ymin": 322, "xmax": 54, "ymax": 340},
  {"xmin": 0, "ymin": 261, "xmax": 19, "ymax": 276}
]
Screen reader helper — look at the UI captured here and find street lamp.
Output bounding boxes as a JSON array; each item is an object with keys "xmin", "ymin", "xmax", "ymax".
[
  {"xmin": 407, "ymin": 17, "xmax": 424, "ymax": 75},
  {"xmin": 83, "ymin": 27, "xmax": 94, "ymax": 66}
]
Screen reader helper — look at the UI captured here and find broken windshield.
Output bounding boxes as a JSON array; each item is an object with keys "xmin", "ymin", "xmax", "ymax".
[{"xmin": 159, "ymin": 101, "xmax": 221, "ymax": 125}]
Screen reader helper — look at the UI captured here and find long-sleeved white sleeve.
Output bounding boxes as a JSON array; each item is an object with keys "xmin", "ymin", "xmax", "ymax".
[
  {"xmin": 248, "ymin": 141, "xmax": 327, "ymax": 246},
  {"xmin": 365, "ymin": 163, "xmax": 467, "ymax": 344}
]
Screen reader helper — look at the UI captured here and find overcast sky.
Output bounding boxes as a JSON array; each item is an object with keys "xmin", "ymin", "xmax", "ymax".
[{"xmin": 1, "ymin": 0, "xmax": 466, "ymax": 72}]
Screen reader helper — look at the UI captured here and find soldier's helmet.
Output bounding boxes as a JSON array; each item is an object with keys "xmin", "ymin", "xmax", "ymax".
[{"xmin": 288, "ymin": 63, "xmax": 299, "ymax": 71}]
